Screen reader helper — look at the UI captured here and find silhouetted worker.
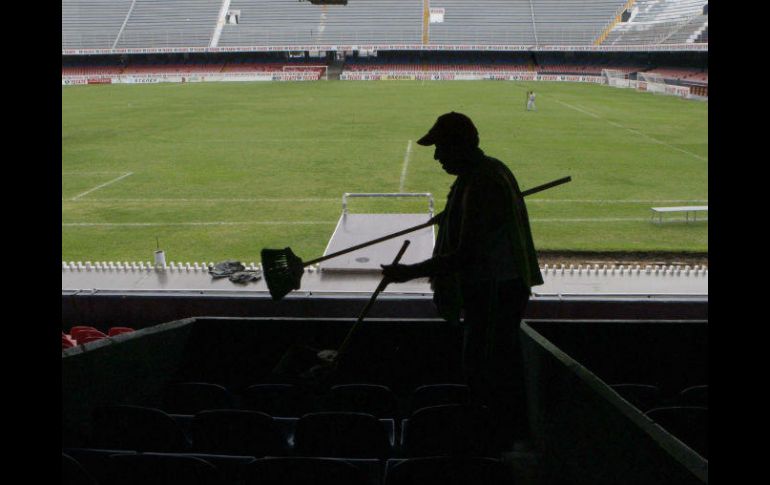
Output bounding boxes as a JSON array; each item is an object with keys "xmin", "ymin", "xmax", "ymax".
[{"xmin": 381, "ymin": 112, "xmax": 543, "ymax": 440}]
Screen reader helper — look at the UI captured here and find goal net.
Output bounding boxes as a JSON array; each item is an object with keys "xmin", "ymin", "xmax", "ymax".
[
  {"xmin": 602, "ymin": 69, "xmax": 630, "ymax": 88},
  {"xmin": 636, "ymin": 71, "xmax": 691, "ymax": 98}
]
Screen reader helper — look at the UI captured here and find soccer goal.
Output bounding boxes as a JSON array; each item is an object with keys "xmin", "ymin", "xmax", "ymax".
[
  {"xmin": 602, "ymin": 69, "xmax": 630, "ymax": 88},
  {"xmin": 637, "ymin": 72, "xmax": 691, "ymax": 98}
]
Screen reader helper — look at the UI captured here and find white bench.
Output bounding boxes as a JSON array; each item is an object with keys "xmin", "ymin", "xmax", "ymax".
[{"xmin": 651, "ymin": 206, "xmax": 708, "ymax": 223}]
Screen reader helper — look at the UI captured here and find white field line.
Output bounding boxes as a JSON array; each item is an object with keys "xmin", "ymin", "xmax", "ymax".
[
  {"xmin": 399, "ymin": 140, "xmax": 413, "ymax": 192},
  {"xmin": 63, "ymin": 198, "xmax": 707, "ymax": 204},
  {"xmin": 532, "ymin": 217, "xmax": 656, "ymax": 222},
  {"xmin": 70, "ymin": 172, "xmax": 134, "ymax": 200},
  {"xmin": 62, "ymin": 221, "xmax": 336, "ymax": 227},
  {"xmin": 62, "ymin": 216, "xmax": 707, "ymax": 227},
  {"xmin": 553, "ymin": 99, "xmax": 707, "ymax": 162},
  {"xmin": 62, "ymin": 197, "xmax": 339, "ymax": 203},
  {"xmin": 62, "ymin": 171, "xmax": 131, "ymax": 175}
]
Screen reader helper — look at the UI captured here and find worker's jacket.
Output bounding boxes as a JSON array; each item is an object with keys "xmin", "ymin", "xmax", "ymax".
[{"xmin": 428, "ymin": 149, "xmax": 543, "ymax": 323}]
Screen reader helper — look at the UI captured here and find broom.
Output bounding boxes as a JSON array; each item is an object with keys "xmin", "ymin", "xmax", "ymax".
[
  {"xmin": 272, "ymin": 240, "xmax": 411, "ymax": 383},
  {"xmin": 261, "ymin": 175, "xmax": 571, "ymax": 300}
]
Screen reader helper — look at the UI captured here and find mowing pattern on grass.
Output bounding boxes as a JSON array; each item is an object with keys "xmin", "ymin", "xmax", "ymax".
[{"xmin": 62, "ymin": 81, "xmax": 707, "ymax": 262}]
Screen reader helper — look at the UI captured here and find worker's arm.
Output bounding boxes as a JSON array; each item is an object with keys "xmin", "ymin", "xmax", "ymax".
[{"xmin": 381, "ymin": 177, "xmax": 498, "ymax": 282}]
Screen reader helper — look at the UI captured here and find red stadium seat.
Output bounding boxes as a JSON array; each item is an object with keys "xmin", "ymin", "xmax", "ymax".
[
  {"xmin": 78, "ymin": 334, "xmax": 107, "ymax": 344},
  {"xmin": 109, "ymin": 327, "xmax": 135, "ymax": 337},
  {"xmin": 72, "ymin": 328, "xmax": 107, "ymax": 340}
]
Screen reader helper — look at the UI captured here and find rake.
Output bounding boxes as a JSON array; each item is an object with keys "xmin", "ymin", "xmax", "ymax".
[
  {"xmin": 272, "ymin": 240, "xmax": 411, "ymax": 384},
  {"xmin": 261, "ymin": 175, "xmax": 571, "ymax": 300}
]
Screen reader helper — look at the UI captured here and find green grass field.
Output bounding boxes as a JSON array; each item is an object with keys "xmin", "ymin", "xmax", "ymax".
[{"xmin": 62, "ymin": 81, "xmax": 707, "ymax": 263}]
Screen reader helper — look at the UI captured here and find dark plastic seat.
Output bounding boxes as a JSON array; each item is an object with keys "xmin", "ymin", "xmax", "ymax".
[
  {"xmin": 679, "ymin": 385, "xmax": 708, "ymax": 407},
  {"xmin": 646, "ymin": 406, "xmax": 708, "ymax": 458},
  {"xmin": 610, "ymin": 383, "xmax": 661, "ymax": 412},
  {"xmin": 294, "ymin": 412, "xmax": 391, "ymax": 458},
  {"xmin": 62, "ymin": 453, "xmax": 98, "ymax": 485},
  {"xmin": 322, "ymin": 384, "xmax": 399, "ymax": 418},
  {"xmin": 402, "ymin": 404, "xmax": 495, "ymax": 457},
  {"xmin": 192, "ymin": 409, "xmax": 287, "ymax": 457},
  {"xmin": 108, "ymin": 453, "xmax": 223, "ymax": 485},
  {"xmin": 243, "ymin": 457, "xmax": 369, "ymax": 485},
  {"xmin": 410, "ymin": 384, "xmax": 471, "ymax": 414},
  {"xmin": 162, "ymin": 382, "xmax": 234, "ymax": 414},
  {"xmin": 385, "ymin": 457, "xmax": 513, "ymax": 485},
  {"xmin": 241, "ymin": 383, "xmax": 315, "ymax": 417},
  {"xmin": 91, "ymin": 404, "xmax": 191, "ymax": 452}
]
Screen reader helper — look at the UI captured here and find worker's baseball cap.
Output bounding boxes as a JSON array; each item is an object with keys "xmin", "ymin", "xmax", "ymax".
[{"xmin": 417, "ymin": 112, "xmax": 479, "ymax": 147}]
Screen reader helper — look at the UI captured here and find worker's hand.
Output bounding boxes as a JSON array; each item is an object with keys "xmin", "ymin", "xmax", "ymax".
[
  {"xmin": 381, "ymin": 263, "xmax": 417, "ymax": 283},
  {"xmin": 317, "ymin": 349, "xmax": 338, "ymax": 363}
]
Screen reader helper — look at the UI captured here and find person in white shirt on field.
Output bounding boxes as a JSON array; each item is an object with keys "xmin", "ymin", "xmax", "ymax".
[{"xmin": 526, "ymin": 91, "xmax": 536, "ymax": 111}]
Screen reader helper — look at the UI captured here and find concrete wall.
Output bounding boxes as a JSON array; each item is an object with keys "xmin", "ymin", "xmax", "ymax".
[{"xmin": 521, "ymin": 320, "xmax": 707, "ymax": 484}]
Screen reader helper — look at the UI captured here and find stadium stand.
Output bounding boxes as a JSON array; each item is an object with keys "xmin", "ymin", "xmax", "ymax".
[
  {"xmin": 62, "ymin": 0, "xmax": 134, "ymax": 49},
  {"xmin": 63, "ymin": 317, "xmax": 707, "ymax": 483},
  {"xmin": 62, "ymin": 2, "xmax": 708, "ymax": 483},
  {"xmin": 63, "ymin": 0, "xmax": 707, "ymax": 50},
  {"xmin": 219, "ymin": 0, "xmax": 423, "ymax": 46},
  {"xmin": 531, "ymin": 0, "xmax": 628, "ymax": 45},
  {"xmin": 604, "ymin": 0, "xmax": 708, "ymax": 45},
  {"xmin": 116, "ymin": 0, "xmax": 222, "ymax": 49}
]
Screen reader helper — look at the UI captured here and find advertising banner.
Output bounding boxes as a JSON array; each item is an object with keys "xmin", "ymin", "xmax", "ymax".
[
  {"xmin": 63, "ymin": 43, "xmax": 707, "ymax": 56},
  {"xmin": 430, "ymin": 8, "xmax": 445, "ymax": 23}
]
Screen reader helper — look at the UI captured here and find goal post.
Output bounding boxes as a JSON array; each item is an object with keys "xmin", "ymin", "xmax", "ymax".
[
  {"xmin": 637, "ymin": 71, "xmax": 691, "ymax": 98},
  {"xmin": 602, "ymin": 69, "xmax": 630, "ymax": 88}
]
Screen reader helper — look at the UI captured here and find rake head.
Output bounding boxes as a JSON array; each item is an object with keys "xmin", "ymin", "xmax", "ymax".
[{"xmin": 261, "ymin": 247, "xmax": 305, "ymax": 301}]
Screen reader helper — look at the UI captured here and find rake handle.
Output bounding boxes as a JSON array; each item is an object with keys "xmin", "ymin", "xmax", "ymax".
[
  {"xmin": 521, "ymin": 175, "xmax": 572, "ymax": 197},
  {"xmin": 304, "ymin": 215, "xmax": 437, "ymax": 266},
  {"xmin": 303, "ymin": 175, "xmax": 571, "ymax": 267},
  {"xmin": 336, "ymin": 240, "xmax": 410, "ymax": 356}
]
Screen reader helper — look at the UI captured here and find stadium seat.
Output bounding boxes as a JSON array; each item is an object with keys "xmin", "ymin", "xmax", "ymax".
[
  {"xmin": 240, "ymin": 383, "xmax": 316, "ymax": 417},
  {"xmin": 62, "ymin": 335, "xmax": 76, "ymax": 349},
  {"xmin": 108, "ymin": 326, "xmax": 135, "ymax": 336},
  {"xmin": 162, "ymin": 382, "xmax": 234, "ymax": 414},
  {"xmin": 71, "ymin": 327, "xmax": 106, "ymax": 340},
  {"xmin": 192, "ymin": 409, "xmax": 287, "ymax": 457},
  {"xmin": 62, "ymin": 452, "xmax": 98, "ymax": 485},
  {"xmin": 610, "ymin": 383, "xmax": 662, "ymax": 412},
  {"xmin": 645, "ymin": 406, "xmax": 708, "ymax": 458},
  {"xmin": 78, "ymin": 334, "xmax": 107, "ymax": 344},
  {"xmin": 63, "ymin": 448, "xmax": 136, "ymax": 484},
  {"xmin": 384, "ymin": 457, "xmax": 513, "ymax": 485},
  {"xmin": 293, "ymin": 412, "xmax": 392, "ymax": 458},
  {"xmin": 679, "ymin": 385, "xmax": 708, "ymax": 407},
  {"xmin": 108, "ymin": 453, "xmax": 223, "ymax": 485},
  {"xmin": 410, "ymin": 384, "xmax": 471, "ymax": 414},
  {"xmin": 91, "ymin": 405, "xmax": 191, "ymax": 452},
  {"xmin": 402, "ymin": 404, "xmax": 496, "ymax": 457},
  {"xmin": 321, "ymin": 384, "xmax": 399, "ymax": 418},
  {"xmin": 242, "ymin": 457, "xmax": 369, "ymax": 485}
]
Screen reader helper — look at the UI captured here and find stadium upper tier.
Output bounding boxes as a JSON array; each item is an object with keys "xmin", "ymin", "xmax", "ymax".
[
  {"xmin": 604, "ymin": 0, "xmax": 708, "ymax": 46},
  {"xmin": 62, "ymin": 0, "xmax": 708, "ymax": 52}
]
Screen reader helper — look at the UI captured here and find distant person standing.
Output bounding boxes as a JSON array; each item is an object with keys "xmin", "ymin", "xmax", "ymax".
[{"xmin": 526, "ymin": 91, "xmax": 536, "ymax": 111}]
